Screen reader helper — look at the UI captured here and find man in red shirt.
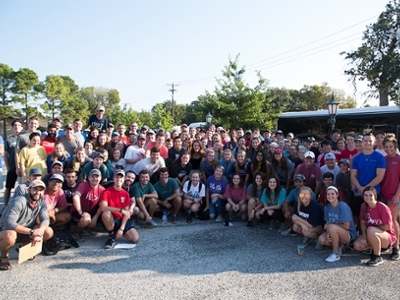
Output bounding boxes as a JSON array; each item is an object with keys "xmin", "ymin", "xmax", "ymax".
[
  {"xmin": 341, "ymin": 132, "xmax": 358, "ymax": 161},
  {"xmin": 100, "ymin": 170, "xmax": 140, "ymax": 249},
  {"xmin": 71, "ymin": 169, "xmax": 105, "ymax": 236},
  {"xmin": 41, "ymin": 124, "xmax": 58, "ymax": 155},
  {"xmin": 145, "ymin": 131, "xmax": 168, "ymax": 159}
]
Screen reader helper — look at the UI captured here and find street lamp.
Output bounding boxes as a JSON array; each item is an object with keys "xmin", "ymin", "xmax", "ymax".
[
  {"xmin": 206, "ymin": 111, "xmax": 212, "ymax": 125},
  {"xmin": 157, "ymin": 119, "xmax": 161, "ymax": 129},
  {"xmin": 327, "ymin": 94, "xmax": 339, "ymax": 131}
]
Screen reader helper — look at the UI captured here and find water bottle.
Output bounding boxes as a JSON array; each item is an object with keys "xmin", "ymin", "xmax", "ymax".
[{"xmin": 162, "ymin": 211, "xmax": 168, "ymax": 223}]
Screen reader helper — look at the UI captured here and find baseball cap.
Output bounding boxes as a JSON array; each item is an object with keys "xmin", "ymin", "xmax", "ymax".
[
  {"xmin": 108, "ymin": 123, "xmax": 114, "ymax": 128},
  {"xmin": 180, "ymin": 124, "xmax": 188, "ymax": 128},
  {"xmin": 50, "ymin": 174, "xmax": 64, "ymax": 182},
  {"xmin": 64, "ymin": 124, "xmax": 73, "ymax": 130},
  {"xmin": 112, "ymin": 132, "xmax": 120, "ymax": 137},
  {"xmin": 293, "ymin": 174, "xmax": 306, "ymax": 182},
  {"xmin": 51, "ymin": 161, "xmax": 63, "ymax": 168},
  {"xmin": 96, "ymin": 105, "xmax": 105, "ymax": 111},
  {"xmin": 29, "ymin": 179, "xmax": 46, "ymax": 189},
  {"xmin": 147, "ymin": 129, "xmax": 155, "ymax": 135},
  {"xmin": 305, "ymin": 151, "xmax": 315, "ymax": 159},
  {"xmin": 276, "ymin": 130, "xmax": 283, "ymax": 135},
  {"xmin": 324, "ymin": 153, "xmax": 336, "ymax": 160},
  {"xmin": 115, "ymin": 169, "xmax": 125, "ymax": 177},
  {"xmin": 29, "ymin": 168, "xmax": 43, "ymax": 176},
  {"xmin": 338, "ymin": 158, "xmax": 350, "ymax": 166},
  {"xmin": 355, "ymin": 135, "xmax": 363, "ymax": 142},
  {"xmin": 93, "ymin": 153, "xmax": 105, "ymax": 160},
  {"xmin": 287, "ymin": 132, "xmax": 294, "ymax": 138},
  {"xmin": 274, "ymin": 148, "xmax": 283, "ymax": 154},
  {"xmin": 263, "ymin": 129, "xmax": 271, "ymax": 133},
  {"xmin": 89, "ymin": 169, "xmax": 102, "ymax": 177},
  {"xmin": 245, "ymin": 130, "xmax": 252, "ymax": 134},
  {"xmin": 138, "ymin": 134, "xmax": 146, "ymax": 140},
  {"xmin": 52, "ymin": 118, "xmax": 62, "ymax": 123},
  {"xmin": 264, "ymin": 138, "xmax": 273, "ymax": 143}
]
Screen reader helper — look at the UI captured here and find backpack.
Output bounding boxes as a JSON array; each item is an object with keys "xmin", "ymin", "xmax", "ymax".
[{"xmin": 42, "ymin": 227, "xmax": 80, "ymax": 256}]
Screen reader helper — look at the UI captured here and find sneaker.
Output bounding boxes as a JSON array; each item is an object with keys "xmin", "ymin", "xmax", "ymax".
[
  {"xmin": 172, "ymin": 215, "xmax": 178, "ymax": 224},
  {"xmin": 72, "ymin": 232, "xmax": 84, "ymax": 241},
  {"xmin": 280, "ymin": 228, "xmax": 292, "ymax": 236},
  {"xmin": 246, "ymin": 220, "xmax": 254, "ymax": 228},
  {"xmin": 302, "ymin": 237, "xmax": 311, "ymax": 247},
  {"xmin": 289, "ymin": 230, "xmax": 298, "ymax": 236},
  {"xmin": 325, "ymin": 253, "xmax": 341, "ymax": 263},
  {"xmin": 381, "ymin": 246, "xmax": 392, "ymax": 254},
  {"xmin": 186, "ymin": 213, "xmax": 192, "ymax": 223},
  {"xmin": 224, "ymin": 221, "xmax": 233, "ymax": 227},
  {"xmin": 368, "ymin": 255, "xmax": 384, "ymax": 267},
  {"xmin": 104, "ymin": 238, "xmax": 116, "ymax": 249},
  {"xmin": 391, "ymin": 248, "xmax": 400, "ymax": 261},
  {"xmin": 149, "ymin": 219, "xmax": 158, "ymax": 227},
  {"xmin": 215, "ymin": 216, "xmax": 223, "ymax": 222},
  {"xmin": 278, "ymin": 223, "xmax": 288, "ymax": 233},
  {"xmin": 363, "ymin": 249, "xmax": 372, "ymax": 255},
  {"xmin": 314, "ymin": 241, "xmax": 324, "ymax": 251}
]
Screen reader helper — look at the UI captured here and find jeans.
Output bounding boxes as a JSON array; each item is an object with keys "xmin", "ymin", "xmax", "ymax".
[{"xmin": 209, "ymin": 197, "xmax": 222, "ymax": 217}]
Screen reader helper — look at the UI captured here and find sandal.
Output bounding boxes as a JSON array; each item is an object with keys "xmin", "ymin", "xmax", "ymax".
[{"xmin": 0, "ymin": 257, "xmax": 11, "ymax": 271}]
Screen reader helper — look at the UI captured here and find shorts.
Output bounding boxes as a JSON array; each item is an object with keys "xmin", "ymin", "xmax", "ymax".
[
  {"xmin": 71, "ymin": 205, "xmax": 99, "ymax": 225},
  {"xmin": 1, "ymin": 227, "xmax": 31, "ymax": 244},
  {"xmin": 113, "ymin": 219, "xmax": 135, "ymax": 234},
  {"xmin": 5, "ymin": 169, "xmax": 18, "ymax": 189},
  {"xmin": 349, "ymin": 196, "xmax": 364, "ymax": 217}
]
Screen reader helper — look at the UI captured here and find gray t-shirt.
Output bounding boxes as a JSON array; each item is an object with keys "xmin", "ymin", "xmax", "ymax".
[{"xmin": 58, "ymin": 135, "xmax": 82, "ymax": 156}]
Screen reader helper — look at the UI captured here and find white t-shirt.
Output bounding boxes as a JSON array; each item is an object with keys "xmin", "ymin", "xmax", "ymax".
[
  {"xmin": 182, "ymin": 180, "xmax": 206, "ymax": 199},
  {"xmin": 124, "ymin": 146, "xmax": 145, "ymax": 172},
  {"xmin": 132, "ymin": 157, "xmax": 165, "ymax": 176}
]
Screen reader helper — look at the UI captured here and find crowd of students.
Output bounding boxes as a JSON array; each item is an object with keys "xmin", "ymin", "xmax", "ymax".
[{"xmin": 0, "ymin": 105, "xmax": 399, "ymax": 271}]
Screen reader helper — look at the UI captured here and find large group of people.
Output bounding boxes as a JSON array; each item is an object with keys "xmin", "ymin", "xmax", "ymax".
[{"xmin": 0, "ymin": 105, "xmax": 399, "ymax": 271}]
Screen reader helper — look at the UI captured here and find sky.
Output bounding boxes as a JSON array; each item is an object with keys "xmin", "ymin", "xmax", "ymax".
[{"xmin": 0, "ymin": 0, "xmax": 391, "ymax": 115}]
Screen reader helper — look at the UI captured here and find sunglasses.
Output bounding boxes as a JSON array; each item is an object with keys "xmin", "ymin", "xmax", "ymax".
[{"xmin": 299, "ymin": 193, "xmax": 311, "ymax": 199}]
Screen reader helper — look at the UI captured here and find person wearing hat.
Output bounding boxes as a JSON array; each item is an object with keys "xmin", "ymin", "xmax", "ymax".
[
  {"xmin": 336, "ymin": 158, "xmax": 352, "ymax": 204},
  {"xmin": 126, "ymin": 130, "xmax": 137, "ymax": 147},
  {"xmin": 124, "ymin": 134, "xmax": 146, "ymax": 172},
  {"xmin": 275, "ymin": 130, "xmax": 284, "ymax": 142},
  {"xmin": 84, "ymin": 105, "xmax": 109, "ymax": 133},
  {"xmin": 80, "ymin": 152, "xmax": 110, "ymax": 183},
  {"xmin": 316, "ymin": 139, "xmax": 341, "ymax": 167},
  {"xmin": 42, "ymin": 160, "xmax": 64, "ymax": 186},
  {"xmin": 3, "ymin": 119, "xmax": 24, "ymax": 210},
  {"xmin": 262, "ymin": 129, "xmax": 271, "ymax": 140},
  {"xmin": 18, "ymin": 132, "xmax": 47, "ymax": 182},
  {"xmin": 58, "ymin": 124, "xmax": 82, "ymax": 156},
  {"xmin": 101, "ymin": 169, "xmax": 140, "ymax": 249},
  {"xmin": 341, "ymin": 132, "xmax": 358, "ymax": 161},
  {"xmin": 320, "ymin": 153, "xmax": 340, "ymax": 184},
  {"xmin": 44, "ymin": 174, "xmax": 71, "ymax": 228},
  {"xmin": 13, "ymin": 168, "xmax": 43, "ymax": 198},
  {"xmin": 295, "ymin": 151, "xmax": 323, "ymax": 194},
  {"xmin": 281, "ymin": 174, "xmax": 318, "ymax": 236},
  {"xmin": 0, "ymin": 179, "xmax": 54, "ymax": 271},
  {"xmin": 71, "ymin": 169, "xmax": 105, "ymax": 237},
  {"xmin": 354, "ymin": 135, "xmax": 363, "ymax": 153}
]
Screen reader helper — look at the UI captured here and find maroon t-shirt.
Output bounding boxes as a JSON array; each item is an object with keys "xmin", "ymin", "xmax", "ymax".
[{"xmin": 71, "ymin": 182, "xmax": 105, "ymax": 213}]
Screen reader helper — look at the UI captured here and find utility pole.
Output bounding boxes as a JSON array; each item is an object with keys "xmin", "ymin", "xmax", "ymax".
[{"xmin": 167, "ymin": 83, "xmax": 179, "ymax": 125}]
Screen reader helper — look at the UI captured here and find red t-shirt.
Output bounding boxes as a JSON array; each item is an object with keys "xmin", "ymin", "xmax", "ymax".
[
  {"xmin": 145, "ymin": 142, "xmax": 168, "ymax": 159},
  {"xmin": 101, "ymin": 186, "xmax": 131, "ymax": 219},
  {"xmin": 341, "ymin": 148, "xmax": 358, "ymax": 161},
  {"xmin": 119, "ymin": 135, "xmax": 128, "ymax": 145},
  {"xmin": 44, "ymin": 189, "xmax": 67, "ymax": 210},
  {"xmin": 381, "ymin": 155, "xmax": 400, "ymax": 202},
  {"xmin": 41, "ymin": 136, "xmax": 57, "ymax": 155},
  {"xmin": 70, "ymin": 182, "xmax": 105, "ymax": 213}
]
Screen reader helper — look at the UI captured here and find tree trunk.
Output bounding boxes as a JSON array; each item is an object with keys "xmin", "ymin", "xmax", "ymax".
[{"xmin": 379, "ymin": 91, "xmax": 389, "ymax": 106}]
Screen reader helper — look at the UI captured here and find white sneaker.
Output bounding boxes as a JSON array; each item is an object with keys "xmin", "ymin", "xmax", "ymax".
[{"xmin": 325, "ymin": 253, "xmax": 341, "ymax": 263}]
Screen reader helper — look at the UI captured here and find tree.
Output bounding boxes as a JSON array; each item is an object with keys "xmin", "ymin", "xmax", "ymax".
[
  {"xmin": 341, "ymin": 0, "xmax": 400, "ymax": 106},
  {"xmin": 0, "ymin": 63, "xmax": 15, "ymax": 137},
  {"xmin": 12, "ymin": 68, "xmax": 40, "ymax": 123},
  {"xmin": 41, "ymin": 75, "xmax": 69, "ymax": 119},
  {"xmin": 80, "ymin": 86, "xmax": 121, "ymax": 113}
]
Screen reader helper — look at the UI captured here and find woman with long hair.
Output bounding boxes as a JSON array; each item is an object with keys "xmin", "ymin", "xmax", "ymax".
[
  {"xmin": 271, "ymin": 148, "xmax": 295, "ymax": 191},
  {"xmin": 169, "ymin": 151, "xmax": 192, "ymax": 188},
  {"xmin": 353, "ymin": 186, "xmax": 397, "ymax": 266},
  {"xmin": 245, "ymin": 150, "xmax": 272, "ymax": 187},
  {"xmin": 189, "ymin": 140, "xmax": 205, "ymax": 170},
  {"xmin": 246, "ymin": 137, "xmax": 264, "ymax": 161},
  {"xmin": 246, "ymin": 171, "xmax": 267, "ymax": 228},
  {"xmin": 234, "ymin": 150, "xmax": 250, "ymax": 182},
  {"xmin": 65, "ymin": 146, "xmax": 91, "ymax": 177},
  {"xmin": 219, "ymin": 149, "xmax": 236, "ymax": 181},
  {"xmin": 224, "ymin": 172, "xmax": 247, "ymax": 225},
  {"xmin": 318, "ymin": 186, "xmax": 357, "ymax": 262},
  {"xmin": 109, "ymin": 148, "xmax": 126, "ymax": 175},
  {"xmin": 200, "ymin": 149, "xmax": 218, "ymax": 182},
  {"xmin": 224, "ymin": 130, "xmax": 238, "ymax": 151},
  {"xmin": 84, "ymin": 140, "xmax": 96, "ymax": 159},
  {"xmin": 232, "ymin": 136, "xmax": 247, "ymax": 159},
  {"xmin": 95, "ymin": 133, "xmax": 110, "ymax": 152},
  {"xmin": 46, "ymin": 141, "xmax": 70, "ymax": 171}
]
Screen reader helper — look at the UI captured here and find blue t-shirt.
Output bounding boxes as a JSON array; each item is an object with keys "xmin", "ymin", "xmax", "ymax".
[
  {"xmin": 351, "ymin": 151, "xmax": 386, "ymax": 194},
  {"xmin": 294, "ymin": 200, "xmax": 323, "ymax": 227},
  {"xmin": 206, "ymin": 176, "xmax": 228, "ymax": 196},
  {"xmin": 324, "ymin": 201, "xmax": 357, "ymax": 240},
  {"xmin": 260, "ymin": 188, "xmax": 286, "ymax": 206}
]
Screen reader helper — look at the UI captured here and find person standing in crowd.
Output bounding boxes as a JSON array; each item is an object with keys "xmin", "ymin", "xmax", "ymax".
[
  {"xmin": 85, "ymin": 105, "xmax": 109, "ymax": 133},
  {"xmin": 41, "ymin": 124, "xmax": 58, "ymax": 155},
  {"xmin": 18, "ymin": 132, "xmax": 47, "ymax": 182},
  {"xmin": 58, "ymin": 124, "xmax": 82, "ymax": 155},
  {"xmin": 295, "ymin": 151, "xmax": 322, "ymax": 194}
]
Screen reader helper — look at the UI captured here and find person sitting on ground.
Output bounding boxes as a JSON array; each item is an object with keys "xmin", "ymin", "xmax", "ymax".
[
  {"xmin": 44, "ymin": 174, "xmax": 71, "ymax": 228},
  {"xmin": 318, "ymin": 186, "xmax": 357, "ymax": 262},
  {"xmin": 353, "ymin": 186, "xmax": 397, "ymax": 267},
  {"xmin": 280, "ymin": 174, "xmax": 317, "ymax": 237},
  {"xmin": 121, "ymin": 171, "xmax": 140, "ymax": 219},
  {"xmin": 246, "ymin": 171, "xmax": 267, "ymax": 228},
  {"xmin": 62, "ymin": 168, "xmax": 80, "ymax": 210},
  {"xmin": 291, "ymin": 186, "xmax": 324, "ymax": 250},
  {"xmin": 132, "ymin": 170, "xmax": 158, "ymax": 226},
  {"xmin": 182, "ymin": 170, "xmax": 206, "ymax": 223},
  {"xmin": 0, "ymin": 180, "xmax": 54, "ymax": 271},
  {"xmin": 224, "ymin": 172, "xmax": 247, "ymax": 225},
  {"xmin": 133, "ymin": 146, "xmax": 166, "ymax": 184},
  {"xmin": 80, "ymin": 152, "xmax": 109, "ymax": 183},
  {"xmin": 204, "ymin": 165, "xmax": 229, "ymax": 222},
  {"xmin": 256, "ymin": 175, "xmax": 286, "ymax": 229},
  {"xmin": 100, "ymin": 170, "xmax": 139, "ymax": 249},
  {"xmin": 168, "ymin": 151, "xmax": 192, "ymax": 189},
  {"xmin": 154, "ymin": 167, "xmax": 182, "ymax": 224},
  {"xmin": 71, "ymin": 169, "xmax": 105, "ymax": 237}
]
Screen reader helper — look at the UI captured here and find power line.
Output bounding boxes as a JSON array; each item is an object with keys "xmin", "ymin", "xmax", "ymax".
[{"xmin": 167, "ymin": 83, "xmax": 179, "ymax": 125}]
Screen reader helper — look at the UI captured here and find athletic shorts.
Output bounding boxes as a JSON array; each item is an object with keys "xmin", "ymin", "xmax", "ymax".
[
  {"xmin": 113, "ymin": 219, "xmax": 135, "ymax": 234},
  {"xmin": 5, "ymin": 169, "xmax": 18, "ymax": 189},
  {"xmin": 71, "ymin": 205, "xmax": 99, "ymax": 225}
]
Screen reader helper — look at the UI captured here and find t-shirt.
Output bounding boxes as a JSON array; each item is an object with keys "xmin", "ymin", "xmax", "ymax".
[
  {"xmin": 18, "ymin": 146, "xmax": 48, "ymax": 178},
  {"xmin": 246, "ymin": 184, "xmax": 263, "ymax": 200},
  {"xmin": 324, "ymin": 201, "xmax": 357, "ymax": 240},
  {"xmin": 224, "ymin": 185, "xmax": 247, "ymax": 204},
  {"xmin": 43, "ymin": 189, "xmax": 68, "ymax": 210},
  {"xmin": 168, "ymin": 147, "xmax": 185, "ymax": 163},
  {"xmin": 206, "ymin": 176, "xmax": 229, "ymax": 196},
  {"xmin": 124, "ymin": 145, "xmax": 145, "ymax": 172},
  {"xmin": 101, "ymin": 186, "xmax": 131, "ymax": 219},
  {"xmin": 295, "ymin": 163, "xmax": 322, "ymax": 191},
  {"xmin": 169, "ymin": 161, "xmax": 192, "ymax": 181},
  {"xmin": 182, "ymin": 180, "xmax": 206, "ymax": 199},
  {"xmin": 87, "ymin": 115, "xmax": 109, "ymax": 133},
  {"xmin": 260, "ymin": 188, "xmax": 286, "ymax": 206},
  {"xmin": 70, "ymin": 181, "xmax": 105, "ymax": 213},
  {"xmin": 219, "ymin": 158, "xmax": 236, "ymax": 181},
  {"xmin": 41, "ymin": 136, "xmax": 57, "ymax": 155},
  {"xmin": 58, "ymin": 135, "xmax": 82, "ymax": 156},
  {"xmin": 294, "ymin": 200, "xmax": 323, "ymax": 227},
  {"xmin": 132, "ymin": 157, "xmax": 165, "ymax": 176},
  {"xmin": 320, "ymin": 164, "xmax": 340, "ymax": 185},
  {"xmin": 146, "ymin": 142, "xmax": 168, "ymax": 159},
  {"xmin": 380, "ymin": 155, "xmax": 400, "ymax": 202},
  {"xmin": 154, "ymin": 178, "xmax": 180, "ymax": 200},
  {"xmin": 4, "ymin": 135, "xmax": 18, "ymax": 171},
  {"xmin": 351, "ymin": 151, "xmax": 386, "ymax": 194},
  {"xmin": 132, "ymin": 182, "xmax": 156, "ymax": 199},
  {"xmin": 62, "ymin": 182, "xmax": 80, "ymax": 205},
  {"xmin": 341, "ymin": 148, "xmax": 358, "ymax": 161},
  {"xmin": 359, "ymin": 201, "xmax": 396, "ymax": 245}
]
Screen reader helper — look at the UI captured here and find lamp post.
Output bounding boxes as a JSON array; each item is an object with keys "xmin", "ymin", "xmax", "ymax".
[
  {"xmin": 327, "ymin": 94, "xmax": 339, "ymax": 132},
  {"xmin": 206, "ymin": 111, "xmax": 212, "ymax": 125},
  {"xmin": 157, "ymin": 119, "xmax": 161, "ymax": 130}
]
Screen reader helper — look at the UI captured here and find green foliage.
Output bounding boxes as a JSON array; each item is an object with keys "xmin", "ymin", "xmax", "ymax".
[
  {"xmin": 341, "ymin": 0, "xmax": 400, "ymax": 106},
  {"xmin": 0, "ymin": 63, "xmax": 15, "ymax": 136},
  {"xmin": 80, "ymin": 86, "xmax": 121, "ymax": 113}
]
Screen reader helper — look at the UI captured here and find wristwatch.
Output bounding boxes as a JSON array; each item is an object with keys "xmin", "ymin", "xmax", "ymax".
[{"xmin": 30, "ymin": 229, "xmax": 34, "ymax": 235}]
